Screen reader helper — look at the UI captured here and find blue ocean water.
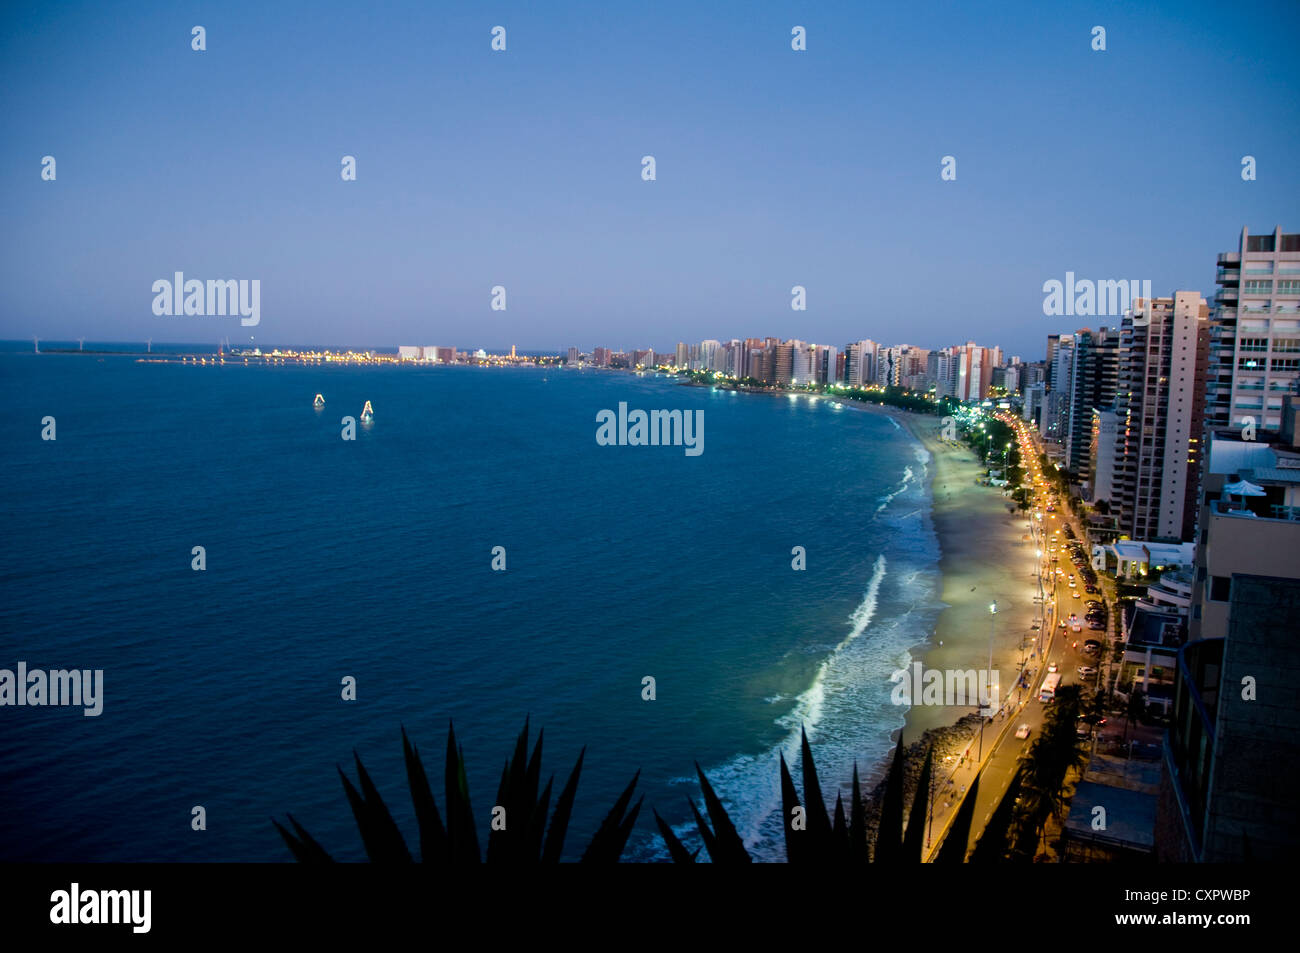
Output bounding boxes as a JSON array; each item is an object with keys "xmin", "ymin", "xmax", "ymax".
[{"xmin": 0, "ymin": 346, "xmax": 941, "ymax": 862}]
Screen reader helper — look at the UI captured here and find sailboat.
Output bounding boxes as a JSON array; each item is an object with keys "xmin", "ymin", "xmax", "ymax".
[
  {"xmin": 360, "ymin": 400, "xmax": 374, "ymax": 422},
  {"xmin": 313, "ymin": 393, "xmax": 325, "ymax": 408}
]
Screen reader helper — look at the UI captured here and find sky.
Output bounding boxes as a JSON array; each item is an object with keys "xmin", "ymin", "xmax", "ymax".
[{"xmin": 2, "ymin": 0, "xmax": 1299, "ymax": 361}]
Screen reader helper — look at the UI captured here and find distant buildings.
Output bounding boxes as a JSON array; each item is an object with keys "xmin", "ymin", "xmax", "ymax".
[{"xmin": 398, "ymin": 345, "xmax": 456, "ymax": 362}]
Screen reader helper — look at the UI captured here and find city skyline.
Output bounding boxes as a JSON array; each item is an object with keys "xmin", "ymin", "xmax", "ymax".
[{"xmin": 4, "ymin": 0, "xmax": 1299, "ymax": 358}]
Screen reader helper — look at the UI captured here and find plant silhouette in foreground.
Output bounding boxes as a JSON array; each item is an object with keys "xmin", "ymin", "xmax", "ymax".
[
  {"xmin": 275, "ymin": 719, "xmax": 642, "ymax": 863},
  {"xmin": 657, "ymin": 728, "xmax": 940, "ymax": 863}
]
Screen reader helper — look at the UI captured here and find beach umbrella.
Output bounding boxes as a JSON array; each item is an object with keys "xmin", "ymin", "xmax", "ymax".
[{"xmin": 1222, "ymin": 479, "xmax": 1266, "ymax": 497}]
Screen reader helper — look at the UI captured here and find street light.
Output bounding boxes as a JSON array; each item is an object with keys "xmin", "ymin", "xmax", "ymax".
[{"xmin": 978, "ymin": 601, "xmax": 997, "ymax": 763}]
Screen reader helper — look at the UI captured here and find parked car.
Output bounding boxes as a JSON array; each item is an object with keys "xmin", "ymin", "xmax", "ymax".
[
  {"xmin": 1077, "ymin": 665, "xmax": 1098, "ymax": 676},
  {"xmin": 1088, "ymin": 622, "xmax": 1105, "ymax": 631},
  {"xmin": 1084, "ymin": 584, "xmax": 1099, "ymax": 593},
  {"xmin": 1048, "ymin": 662, "xmax": 1058, "ymax": 673}
]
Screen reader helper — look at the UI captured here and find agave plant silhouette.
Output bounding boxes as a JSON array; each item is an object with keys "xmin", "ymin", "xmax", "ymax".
[
  {"xmin": 656, "ymin": 727, "xmax": 944, "ymax": 863},
  {"xmin": 274, "ymin": 719, "xmax": 643, "ymax": 863}
]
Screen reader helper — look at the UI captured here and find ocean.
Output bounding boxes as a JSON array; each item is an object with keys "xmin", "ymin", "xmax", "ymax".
[{"xmin": 0, "ymin": 345, "xmax": 942, "ymax": 862}]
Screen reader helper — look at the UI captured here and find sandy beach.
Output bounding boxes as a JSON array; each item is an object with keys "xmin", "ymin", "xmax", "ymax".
[{"xmin": 829, "ymin": 400, "xmax": 1044, "ymax": 742}]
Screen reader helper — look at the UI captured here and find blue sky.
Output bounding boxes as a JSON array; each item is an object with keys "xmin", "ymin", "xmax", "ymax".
[{"xmin": 2, "ymin": 0, "xmax": 1298, "ymax": 359}]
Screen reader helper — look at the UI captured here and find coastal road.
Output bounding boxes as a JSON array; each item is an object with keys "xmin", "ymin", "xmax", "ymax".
[{"xmin": 922, "ymin": 417, "xmax": 1083, "ymax": 861}]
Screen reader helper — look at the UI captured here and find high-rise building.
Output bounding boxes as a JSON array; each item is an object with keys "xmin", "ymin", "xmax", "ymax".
[
  {"xmin": 1113, "ymin": 293, "xmax": 1210, "ymax": 542},
  {"xmin": 1040, "ymin": 335, "xmax": 1074, "ymax": 441},
  {"xmin": 951, "ymin": 342, "xmax": 999, "ymax": 400},
  {"xmin": 592, "ymin": 346, "xmax": 611, "ymax": 367},
  {"xmin": 675, "ymin": 342, "xmax": 688, "ymax": 367},
  {"xmin": 843, "ymin": 340, "xmax": 877, "ymax": 388},
  {"xmin": 1155, "ymin": 402, "xmax": 1300, "ymax": 861},
  {"xmin": 1023, "ymin": 382, "xmax": 1045, "ymax": 425},
  {"xmin": 1207, "ymin": 226, "xmax": 1300, "ymax": 434},
  {"xmin": 774, "ymin": 343, "xmax": 794, "ymax": 386},
  {"xmin": 567, "ymin": 346, "xmax": 580, "ymax": 364},
  {"xmin": 1089, "ymin": 407, "xmax": 1122, "ymax": 503},
  {"xmin": 1065, "ymin": 327, "xmax": 1121, "ymax": 476},
  {"xmin": 928, "ymin": 350, "xmax": 956, "ymax": 397}
]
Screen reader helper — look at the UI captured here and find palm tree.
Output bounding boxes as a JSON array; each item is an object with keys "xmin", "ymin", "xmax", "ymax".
[{"xmin": 274, "ymin": 719, "xmax": 642, "ymax": 863}]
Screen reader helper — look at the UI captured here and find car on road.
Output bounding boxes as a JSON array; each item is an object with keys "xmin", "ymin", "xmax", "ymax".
[
  {"xmin": 1072, "ymin": 590, "xmax": 1081, "ymax": 598},
  {"xmin": 1048, "ymin": 662, "xmax": 1058, "ymax": 673},
  {"xmin": 1015, "ymin": 724, "xmax": 1031, "ymax": 739},
  {"xmin": 1077, "ymin": 665, "xmax": 1098, "ymax": 676}
]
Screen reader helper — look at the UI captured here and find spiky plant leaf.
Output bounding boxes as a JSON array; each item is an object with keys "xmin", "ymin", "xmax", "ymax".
[
  {"xmin": 778, "ymin": 751, "xmax": 806, "ymax": 864},
  {"xmin": 444, "ymin": 723, "xmax": 480, "ymax": 863},
  {"xmin": 542, "ymin": 746, "xmax": 584, "ymax": 863},
  {"xmin": 581, "ymin": 771, "xmax": 641, "ymax": 863},
  {"xmin": 935, "ymin": 775, "xmax": 979, "ymax": 864},
  {"xmin": 694, "ymin": 763, "xmax": 752, "ymax": 864},
  {"xmin": 401, "ymin": 727, "xmax": 446, "ymax": 863},
  {"xmin": 874, "ymin": 736, "xmax": 906, "ymax": 863},
  {"xmin": 798, "ymin": 728, "xmax": 834, "ymax": 851},
  {"xmin": 849, "ymin": 762, "xmax": 868, "ymax": 863},
  {"xmin": 273, "ymin": 814, "xmax": 334, "ymax": 863},
  {"xmin": 902, "ymin": 745, "xmax": 933, "ymax": 862},
  {"xmin": 654, "ymin": 809, "xmax": 698, "ymax": 864},
  {"xmin": 340, "ymin": 755, "xmax": 412, "ymax": 863}
]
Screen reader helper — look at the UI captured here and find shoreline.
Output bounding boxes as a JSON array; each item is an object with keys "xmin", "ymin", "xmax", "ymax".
[{"xmin": 828, "ymin": 398, "xmax": 1042, "ymax": 750}]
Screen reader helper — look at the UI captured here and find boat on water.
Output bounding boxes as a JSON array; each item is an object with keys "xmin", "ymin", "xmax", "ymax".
[
  {"xmin": 360, "ymin": 400, "xmax": 374, "ymax": 422},
  {"xmin": 313, "ymin": 393, "xmax": 325, "ymax": 407}
]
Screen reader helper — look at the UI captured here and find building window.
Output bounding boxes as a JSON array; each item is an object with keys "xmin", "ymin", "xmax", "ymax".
[
  {"xmin": 1277, "ymin": 280, "xmax": 1300, "ymax": 295},
  {"xmin": 1209, "ymin": 576, "xmax": 1231, "ymax": 602},
  {"xmin": 1243, "ymin": 280, "xmax": 1273, "ymax": 295}
]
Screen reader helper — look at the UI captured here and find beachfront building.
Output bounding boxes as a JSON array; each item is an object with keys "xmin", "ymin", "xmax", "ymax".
[
  {"xmin": 843, "ymin": 340, "xmax": 878, "ymax": 388},
  {"xmin": 1153, "ymin": 398, "xmax": 1300, "ymax": 861},
  {"xmin": 1022, "ymin": 381, "xmax": 1044, "ymax": 426},
  {"xmin": 1207, "ymin": 226, "xmax": 1300, "ymax": 434},
  {"xmin": 1103, "ymin": 540, "xmax": 1195, "ymax": 580},
  {"xmin": 1040, "ymin": 334, "xmax": 1074, "ymax": 442},
  {"xmin": 928, "ymin": 350, "xmax": 957, "ymax": 398},
  {"xmin": 1112, "ymin": 293, "xmax": 1210, "ymax": 542},
  {"xmin": 1187, "ymin": 401, "xmax": 1300, "ymax": 642},
  {"xmin": 951, "ymin": 341, "xmax": 1002, "ymax": 401},
  {"xmin": 1088, "ymin": 407, "xmax": 1122, "ymax": 503},
  {"xmin": 1154, "ymin": 572, "xmax": 1300, "ymax": 861},
  {"xmin": 1062, "ymin": 756, "xmax": 1160, "ymax": 862},
  {"xmin": 1065, "ymin": 327, "xmax": 1122, "ymax": 479},
  {"xmin": 1118, "ymin": 570, "xmax": 1193, "ymax": 715}
]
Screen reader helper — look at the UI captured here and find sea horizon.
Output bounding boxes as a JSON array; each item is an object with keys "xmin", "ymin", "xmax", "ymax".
[{"xmin": 0, "ymin": 350, "xmax": 953, "ymax": 862}]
